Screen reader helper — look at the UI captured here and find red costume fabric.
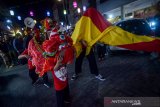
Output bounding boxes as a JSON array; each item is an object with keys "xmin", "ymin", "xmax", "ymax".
[
  {"xmin": 41, "ymin": 34, "xmax": 74, "ymax": 72},
  {"xmin": 28, "ymin": 37, "xmax": 45, "ymax": 73},
  {"xmin": 21, "ymin": 49, "xmax": 35, "ymax": 70},
  {"xmin": 41, "ymin": 29, "xmax": 74, "ymax": 90}
]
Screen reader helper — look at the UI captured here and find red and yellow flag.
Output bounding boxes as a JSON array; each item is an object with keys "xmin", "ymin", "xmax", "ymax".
[{"xmin": 71, "ymin": 8, "xmax": 160, "ymax": 56}]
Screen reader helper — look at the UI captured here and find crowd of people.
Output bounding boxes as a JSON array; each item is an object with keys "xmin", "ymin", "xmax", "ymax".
[{"xmin": 0, "ymin": 33, "xmax": 25, "ymax": 68}]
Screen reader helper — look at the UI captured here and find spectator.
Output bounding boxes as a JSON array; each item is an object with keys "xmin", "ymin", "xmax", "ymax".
[
  {"xmin": 0, "ymin": 36, "xmax": 10, "ymax": 68},
  {"xmin": 13, "ymin": 33, "xmax": 25, "ymax": 64},
  {"xmin": 23, "ymin": 28, "xmax": 33, "ymax": 49},
  {"xmin": 4, "ymin": 35, "xmax": 18, "ymax": 66},
  {"xmin": 13, "ymin": 33, "xmax": 24, "ymax": 55}
]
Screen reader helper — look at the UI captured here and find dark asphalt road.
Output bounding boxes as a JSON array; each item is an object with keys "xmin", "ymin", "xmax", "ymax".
[{"xmin": 0, "ymin": 51, "xmax": 160, "ymax": 107}]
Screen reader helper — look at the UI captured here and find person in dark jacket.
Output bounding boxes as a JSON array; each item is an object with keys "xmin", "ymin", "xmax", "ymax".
[
  {"xmin": 4, "ymin": 35, "xmax": 18, "ymax": 66},
  {"xmin": 23, "ymin": 28, "xmax": 33, "ymax": 49},
  {"xmin": 13, "ymin": 33, "xmax": 24, "ymax": 55},
  {"xmin": 0, "ymin": 36, "xmax": 10, "ymax": 68},
  {"xmin": 13, "ymin": 33, "xmax": 25, "ymax": 64}
]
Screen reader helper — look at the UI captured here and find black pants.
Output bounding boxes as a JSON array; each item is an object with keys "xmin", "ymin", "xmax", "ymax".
[
  {"xmin": 75, "ymin": 48, "xmax": 99, "ymax": 75},
  {"xmin": 97, "ymin": 45, "xmax": 105, "ymax": 59},
  {"xmin": 29, "ymin": 68, "xmax": 49, "ymax": 84},
  {"xmin": 56, "ymin": 85, "xmax": 70, "ymax": 107}
]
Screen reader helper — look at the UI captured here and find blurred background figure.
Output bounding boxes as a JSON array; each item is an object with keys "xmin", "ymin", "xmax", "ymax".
[
  {"xmin": 23, "ymin": 28, "xmax": 33, "ymax": 49},
  {"xmin": 3, "ymin": 35, "xmax": 18, "ymax": 66},
  {"xmin": 0, "ymin": 36, "xmax": 11, "ymax": 68},
  {"xmin": 13, "ymin": 33, "xmax": 25, "ymax": 64},
  {"xmin": 13, "ymin": 33, "xmax": 24, "ymax": 55}
]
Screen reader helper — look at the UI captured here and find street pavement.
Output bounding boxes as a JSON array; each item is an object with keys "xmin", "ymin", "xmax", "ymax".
[{"xmin": 0, "ymin": 51, "xmax": 160, "ymax": 107}]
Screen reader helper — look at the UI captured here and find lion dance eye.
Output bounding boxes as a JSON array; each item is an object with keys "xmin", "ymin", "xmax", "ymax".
[{"xmin": 60, "ymin": 35, "xmax": 65, "ymax": 40}]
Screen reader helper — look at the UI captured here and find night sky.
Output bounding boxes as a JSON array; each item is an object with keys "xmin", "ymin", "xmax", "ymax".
[{"xmin": 0, "ymin": 0, "xmax": 65, "ymax": 27}]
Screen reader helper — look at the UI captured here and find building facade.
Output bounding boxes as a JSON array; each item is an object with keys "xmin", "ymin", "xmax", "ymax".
[{"xmin": 97, "ymin": 0, "xmax": 160, "ymax": 23}]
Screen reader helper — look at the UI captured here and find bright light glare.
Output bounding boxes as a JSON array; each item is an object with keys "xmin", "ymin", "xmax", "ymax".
[
  {"xmin": 64, "ymin": 10, "xmax": 67, "ymax": 15},
  {"xmin": 61, "ymin": 22, "xmax": 64, "ymax": 25},
  {"xmin": 30, "ymin": 11, "xmax": 34, "ymax": 16},
  {"xmin": 10, "ymin": 10, "xmax": 14, "ymax": 16},
  {"xmin": 16, "ymin": 30, "xmax": 22, "ymax": 35},
  {"xmin": 6, "ymin": 19, "xmax": 12, "ymax": 23},
  {"xmin": 73, "ymin": 1, "xmax": 77, "ymax": 8},
  {"xmin": 7, "ymin": 26, "xmax": 11, "ymax": 30},
  {"xmin": 17, "ymin": 16, "xmax": 21, "ymax": 20},
  {"xmin": 47, "ymin": 11, "xmax": 50, "ymax": 16},
  {"xmin": 34, "ymin": 20, "xmax": 37, "ymax": 24},
  {"xmin": 151, "ymin": 21, "xmax": 156, "ymax": 26},
  {"xmin": 77, "ymin": 8, "xmax": 81, "ymax": 13},
  {"xmin": 108, "ymin": 14, "xmax": 113, "ymax": 19},
  {"xmin": 83, "ymin": 6, "xmax": 86, "ymax": 11}
]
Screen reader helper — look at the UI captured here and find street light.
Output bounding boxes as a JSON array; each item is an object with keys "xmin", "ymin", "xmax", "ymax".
[
  {"xmin": 63, "ymin": 10, "xmax": 67, "ymax": 15},
  {"xmin": 30, "ymin": 11, "xmax": 34, "ymax": 16},
  {"xmin": 6, "ymin": 19, "xmax": 12, "ymax": 23},
  {"xmin": 57, "ymin": 0, "xmax": 62, "ymax": 1},
  {"xmin": 17, "ymin": 16, "xmax": 22, "ymax": 20},
  {"xmin": 47, "ymin": 11, "xmax": 50, "ymax": 16},
  {"xmin": 77, "ymin": 8, "xmax": 81, "ymax": 13},
  {"xmin": 73, "ymin": 1, "xmax": 77, "ymax": 8},
  {"xmin": 10, "ymin": 10, "xmax": 14, "ymax": 16},
  {"xmin": 61, "ymin": 22, "xmax": 64, "ymax": 26},
  {"xmin": 83, "ymin": 6, "xmax": 86, "ymax": 12},
  {"xmin": 7, "ymin": 26, "xmax": 11, "ymax": 30}
]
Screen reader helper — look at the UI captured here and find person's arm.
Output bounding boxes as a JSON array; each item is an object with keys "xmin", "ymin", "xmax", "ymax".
[
  {"xmin": 80, "ymin": 40, "xmax": 88, "ymax": 47},
  {"xmin": 18, "ymin": 49, "xmax": 30, "ymax": 59},
  {"xmin": 54, "ymin": 55, "xmax": 63, "ymax": 71},
  {"xmin": 18, "ymin": 55, "xmax": 29, "ymax": 59}
]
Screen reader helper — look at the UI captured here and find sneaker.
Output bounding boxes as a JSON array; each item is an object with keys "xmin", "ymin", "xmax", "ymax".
[
  {"xmin": 95, "ymin": 74, "xmax": 106, "ymax": 81},
  {"xmin": 43, "ymin": 83, "xmax": 50, "ymax": 88},
  {"xmin": 71, "ymin": 74, "xmax": 78, "ymax": 80}
]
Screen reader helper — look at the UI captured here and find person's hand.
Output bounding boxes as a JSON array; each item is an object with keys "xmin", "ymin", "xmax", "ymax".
[
  {"xmin": 25, "ymin": 55, "xmax": 31, "ymax": 59},
  {"xmin": 81, "ymin": 40, "xmax": 88, "ymax": 47},
  {"xmin": 57, "ymin": 55, "xmax": 63, "ymax": 65},
  {"xmin": 54, "ymin": 55, "xmax": 63, "ymax": 71},
  {"xmin": 57, "ymin": 55, "xmax": 63, "ymax": 64}
]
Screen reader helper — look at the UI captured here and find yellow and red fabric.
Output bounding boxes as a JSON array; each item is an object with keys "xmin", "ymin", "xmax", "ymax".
[{"xmin": 71, "ymin": 8, "xmax": 160, "ymax": 56}]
